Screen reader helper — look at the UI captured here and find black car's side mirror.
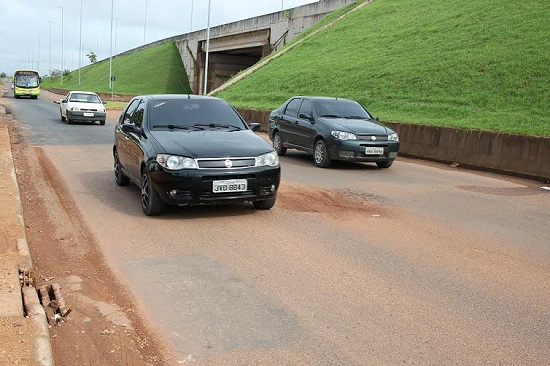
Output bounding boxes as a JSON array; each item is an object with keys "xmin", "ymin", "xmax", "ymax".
[
  {"xmin": 121, "ymin": 123, "xmax": 143, "ymax": 135},
  {"xmin": 299, "ymin": 112, "xmax": 314, "ymax": 121}
]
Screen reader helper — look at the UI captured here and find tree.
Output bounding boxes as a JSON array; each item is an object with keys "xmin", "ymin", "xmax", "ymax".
[
  {"xmin": 86, "ymin": 51, "xmax": 97, "ymax": 64},
  {"xmin": 0, "ymin": 72, "xmax": 6, "ymax": 78}
]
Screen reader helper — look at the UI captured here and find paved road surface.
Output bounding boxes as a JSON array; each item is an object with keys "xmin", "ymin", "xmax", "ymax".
[{"xmin": 9, "ymin": 92, "xmax": 550, "ymax": 364}]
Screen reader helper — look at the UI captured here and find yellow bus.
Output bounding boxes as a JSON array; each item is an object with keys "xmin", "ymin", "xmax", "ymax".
[{"xmin": 13, "ymin": 70, "xmax": 41, "ymax": 99}]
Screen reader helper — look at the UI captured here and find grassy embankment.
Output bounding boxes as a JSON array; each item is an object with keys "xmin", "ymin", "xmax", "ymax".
[
  {"xmin": 216, "ymin": 0, "xmax": 550, "ymax": 137},
  {"xmin": 44, "ymin": 0, "xmax": 549, "ymax": 136},
  {"xmin": 42, "ymin": 42, "xmax": 190, "ymax": 101}
]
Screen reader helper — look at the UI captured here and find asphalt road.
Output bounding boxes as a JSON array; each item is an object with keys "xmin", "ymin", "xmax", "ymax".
[{"xmin": 9, "ymin": 93, "xmax": 550, "ymax": 365}]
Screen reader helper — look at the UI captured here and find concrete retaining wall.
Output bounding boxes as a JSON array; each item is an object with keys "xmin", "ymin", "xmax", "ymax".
[{"xmin": 237, "ymin": 108, "xmax": 550, "ymax": 182}]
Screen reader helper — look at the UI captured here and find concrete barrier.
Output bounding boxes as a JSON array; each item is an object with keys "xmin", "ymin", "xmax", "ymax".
[{"xmin": 237, "ymin": 108, "xmax": 550, "ymax": 182}]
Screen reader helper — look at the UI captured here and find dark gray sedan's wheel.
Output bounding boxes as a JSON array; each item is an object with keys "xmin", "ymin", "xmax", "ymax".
[
  {"xmin": 376, "ymin": 160, "xmax": 394, "ymax": 168},
  {"xmin": 114, "ymin": 151, "xmax": 130, "ymax": 186},
  {"xmin": 141, "ymin": 170, "xmax": 164, "ymax": 216},
  {"xmin": 273, "ymin": 132, "xmax": 287, "ymax": 156},
  {"xmin": 253, "ymin": 196, "xmax": 276, "ymax": 210},
  {"xmin": 314, "ymin": 140, "xmax": 332, "ymax": 168}
]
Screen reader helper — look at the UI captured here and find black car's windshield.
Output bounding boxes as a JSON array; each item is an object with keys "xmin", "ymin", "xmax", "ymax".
[
  {"xmin": 149, "ymin": 99, "xmax": 246, "ymax": 130},
  {"xmin": 314, "ymin": 99, "xmax": 371, "ymax": 119}
]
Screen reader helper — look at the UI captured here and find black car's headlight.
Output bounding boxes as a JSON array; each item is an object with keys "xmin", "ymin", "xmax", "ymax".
[
  {"xmin": 388, "ymin": 133, "xmax": 399, "ymax": 142},
  {"xmin": 156, "ymin": 154, "xmax": 198, "ymax": 170},
  {"xmin": 331, "ymin": 131, "xmax": 357, "ymax": 141},
  {"xmin": 256, "ymin": 151, "xmax": 279, "ymax": 167}
]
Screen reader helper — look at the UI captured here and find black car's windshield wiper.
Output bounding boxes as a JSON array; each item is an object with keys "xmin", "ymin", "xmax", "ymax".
[
  {"xmin": 344, "ymin": 115, "xmax": 369, "ymax": 120},
  {"xmin": 154, "ymin": 124, "xmax": 204, "ymax": 130},
  {"xmin": 319, "ymin": 114, "xmax": 341, "ymax": 118},
  {"xmin": 193, "ymin": 123, "xmax": 242, "ymax": 130}
]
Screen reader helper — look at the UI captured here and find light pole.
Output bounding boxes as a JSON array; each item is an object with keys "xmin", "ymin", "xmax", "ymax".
[
  {"xmin": 47, "ymin": 20, "xmax": 52, "ymax": 77},
  {"xmin": 115, "ymin": 18, "xmax": 119, "ymax": 54},
  {"xmin": 143, "ymin": 0, "xmax": 148, "ymax": 44},
  {"xmin": 78, "ymin": 0, "xmax": 83, "ymax": 85},
  {"xmin": 59, "ymin": 6, "xmax": 64, "ymax": 87},
  {"xmin": 282, "ymin": 0, "xmax": 284, "ymax": 10},
  {"xmin": 109, "ymin": 0, "xmax": 114, "ymax": 93},
  {"xmin": 190, "ymin": 0, "xmax": 194, "ymax": 32},
  {"xmin": 37, "ymin": 35, "xmax": 41, "ymax": 73},
  {"xmin": 203, "ymin": 0, "xmax": 211, "ymax": 95}
]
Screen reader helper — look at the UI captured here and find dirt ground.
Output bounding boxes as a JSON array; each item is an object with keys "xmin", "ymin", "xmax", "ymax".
[{"xmin": 2, "ymin": 98, "xmax": 180, "ymax": 365}]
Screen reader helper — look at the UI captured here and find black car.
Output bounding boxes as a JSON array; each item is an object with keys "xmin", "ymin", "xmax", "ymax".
[
  {"xmin": 113, "ymin": 94, "xmax": 280, "ymax": 216},
  {"xmin": 268, "ymin": 96, "xmax": 400, "ymax": 168}
]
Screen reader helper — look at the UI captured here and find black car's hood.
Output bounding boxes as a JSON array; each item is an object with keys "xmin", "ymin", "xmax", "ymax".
[
  {"xmin": 149, "ymin": 130, "xmax": 273, "ymax": 157},
  {"xmin": 322, "ymin": 117, "xmax": 393, "ymax": 134}
]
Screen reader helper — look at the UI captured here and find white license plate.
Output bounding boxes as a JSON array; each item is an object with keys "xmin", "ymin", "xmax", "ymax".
[
  {"xmin": 365, "ymin": 147, "xmax": 384, "ymax": 155},
  {"xmin": 83, "ymin": 112, "xmax": 94, "ymax": 117},
  {"xmin": 212, "ymin": 179, "xmax": 247, "ymax": 193}
]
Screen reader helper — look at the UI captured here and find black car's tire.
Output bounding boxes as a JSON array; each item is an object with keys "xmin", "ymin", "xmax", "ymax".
[
  {"xmin": 114, "ymin": 151, "xmax": 130, "ymax": 186},
  {"xmin": 141, "ymin": 170, "xmax": 164, "ymax": 216},
  {"xmin": 273, "ymin": 132, "xmax": 287, "ymax": 156},
  {"xmin": 314, "ymin": 140, "xmax": 332, "ymax": 168},
  {"xmin": 253, "ymin": 196, "xmax": 276, "ymax": 210},
  {"xmin": 376, "ymin": 160, "xmax": 394, "ymax": 168}
]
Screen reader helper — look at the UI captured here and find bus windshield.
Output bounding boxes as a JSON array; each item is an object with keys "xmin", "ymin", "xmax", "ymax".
[{"xmin": 14, "ymin": 71, "xmax": 40, "ymax": 88}]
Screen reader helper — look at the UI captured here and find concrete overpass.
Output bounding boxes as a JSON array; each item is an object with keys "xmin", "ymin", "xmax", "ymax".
[{"xmin": 117, "ymin": 0, "xmax": 356, "ymax": 94}]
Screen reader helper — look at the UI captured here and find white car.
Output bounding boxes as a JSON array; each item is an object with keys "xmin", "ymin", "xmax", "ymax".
[{"xmin": 55, "ymin": 91, "xmax": 106, "ymax": 125}]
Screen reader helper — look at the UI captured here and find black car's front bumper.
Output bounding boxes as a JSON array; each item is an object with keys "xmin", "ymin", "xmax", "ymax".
[
  {"xmin": 328, "ymin": 139, "xmax": 400, "ymax": 163},
  {"xmin": 149, "ymin": 164, "xmax": 281, "ymax": 206}
]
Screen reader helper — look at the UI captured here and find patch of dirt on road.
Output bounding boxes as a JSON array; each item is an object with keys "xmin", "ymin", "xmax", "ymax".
[
  {"xmin": 278, "ymin": 183, "xmax": 389, "ymax": 218},
  {"xmin": 8, "ymin": 119, "xmax": 178, "ymax": 364}
]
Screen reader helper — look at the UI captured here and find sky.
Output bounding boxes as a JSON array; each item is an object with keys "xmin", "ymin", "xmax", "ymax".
[{"xmin": 0, "ymin": 0, "xmax": 319, "ymax": 76}]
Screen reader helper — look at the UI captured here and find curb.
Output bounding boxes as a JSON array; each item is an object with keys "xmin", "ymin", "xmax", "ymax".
[{"xmin": 1, "ymin": 101, "xmax": 56, "ymax": 366}]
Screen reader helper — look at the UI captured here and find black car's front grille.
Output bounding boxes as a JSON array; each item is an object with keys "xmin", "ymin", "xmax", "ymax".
[
  {"xmin": 197, "ymin": 158, "xmax": 256, "ymax": 169},
  {"xmin": 356, "ymin": 134, "xmax": 389, "ymax": 141}
]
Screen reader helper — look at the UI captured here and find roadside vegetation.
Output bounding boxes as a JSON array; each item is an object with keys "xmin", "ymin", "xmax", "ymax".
[
  {"xmin": 42, "ymin": 0, "xmax": 549, "ymax": 136},
  {"xmin": 42, "ymin": 42, "xmax": 190, "ymax": 95},
  {"xmin": 216, "ymin": 0, "xmax": 550, "ymax": 136}
]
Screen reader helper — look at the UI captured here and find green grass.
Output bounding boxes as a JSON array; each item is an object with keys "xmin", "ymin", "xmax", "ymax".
[
  {"xmin": 215, "ymin": 0, "xmax": 550, "ymax": 136},
  {"xmin": 42, "ymin": 42, "xmax": 191, "ymax": 95}
]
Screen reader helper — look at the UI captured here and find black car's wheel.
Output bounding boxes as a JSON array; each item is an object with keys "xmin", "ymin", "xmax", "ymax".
[
  {"xmin": 114, "ymin": 151, "xmax": 130, "ymax": 186},
  {"xmin": 253, "ymin": 196, "xmax": 276, "ymax": 210},
  {"xmin": 141, "ymin": 170, "xmax": 164, "ymax": 216},
  {"xmin": 376, "ymin": 160, "xmax": 394, "ymax": 168},
  {"xmin": 314, "ymin": 140, "xmax": 332, "ymax": 168},
  {"xmin": 272, "ymin": 132, "xmax": 287, "ymax": 156}
]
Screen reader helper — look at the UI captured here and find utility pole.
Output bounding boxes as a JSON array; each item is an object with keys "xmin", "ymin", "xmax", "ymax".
[
  {"xmin": 203, "ymin": 0, "xmax": 211, "ymax": 95},
  {"xmin": 47, "ymin": 20, "xmax": 52, "ymax": 77},
  {"xmin": 109, "ymin": 0, "xmax": 114, "ymax": 92},
  {"xmin": 190, "ymin": 0, "xmax": 194, "ymax": 32},
  {"xmin": 78, "ymin": 0, "xmax": 83, "ymax": 85},
  {"xmin": 143, "ymin": 0, "xmax": 148, "ymax": 44},
  {"xmin": 59, "ymin": 6, "xmax": 64, "ymax": 87}
]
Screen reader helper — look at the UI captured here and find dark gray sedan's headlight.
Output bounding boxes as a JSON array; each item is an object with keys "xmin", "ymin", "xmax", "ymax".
[
  {"xmin": 331, "ymin": 131, "xmax": 357, "ymax": 141},
  {"xmin": 388, "ymin": 133, "xmax": 399, "ymax": 142},
  {"xmin": 256, "ymin": 151, "xmax": 279, "ymax": 167},
  {"xmin": 156, "ymin": 154, "xmax": 198, "ymax": 170}
]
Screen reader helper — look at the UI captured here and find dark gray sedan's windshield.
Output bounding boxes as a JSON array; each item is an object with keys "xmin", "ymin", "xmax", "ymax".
[
  {"xmin": 314, "ymin": 100, "xmax": 371, "ymax": 119},
  {"xmin": 149, "ymin": 99, "xmax": 245, "ymax": 129}
]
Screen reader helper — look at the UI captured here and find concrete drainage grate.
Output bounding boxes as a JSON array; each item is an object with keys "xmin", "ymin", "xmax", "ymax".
[{"xmin": 37, "ymin": 284, "xmax": 73, "ymax": 326}]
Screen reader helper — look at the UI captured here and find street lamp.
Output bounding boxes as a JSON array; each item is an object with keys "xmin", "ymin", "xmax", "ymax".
[
  {"xmin": 203, "ymin": 0, "xmax": 211, "ymax": 95},
  {"xmin": 78, "ymin": 0, "xmax": 83, "ymax": 85},
  {"xmin": 190, "ymin": 0, "xmax": 194, "ymax": 32},
  {"xmin": 109, "ymin": 0, "xmax": 114, "ymax": 92},
  {"xmin": 115, "ymin": 18, "xmax": 119, "ymax": 54},
  {"xmin": 143, "ymin": 0, "xmax": 148, "ymax": 44},
  {"xmin": 47, "ymin": 20, "xmax": 52, "ymax": 77},
  {"xmin": 59, "ymin": 6, "xmax": 64, "ymax": 87}
]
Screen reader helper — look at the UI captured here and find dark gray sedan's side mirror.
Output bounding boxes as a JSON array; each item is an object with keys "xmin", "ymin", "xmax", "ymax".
[
  {"xmin": 299, "ymin": 112, "xmax": 314, "ymax": 121},
  {"xmin": 121, "ymin": 123, "xmax": 142, "ymax": 135}
]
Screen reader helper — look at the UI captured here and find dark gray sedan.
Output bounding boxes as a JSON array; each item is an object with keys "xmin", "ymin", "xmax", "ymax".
[{"xmin": 268, "ymin": 96, "xmax": 399, "ymax": 168}]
